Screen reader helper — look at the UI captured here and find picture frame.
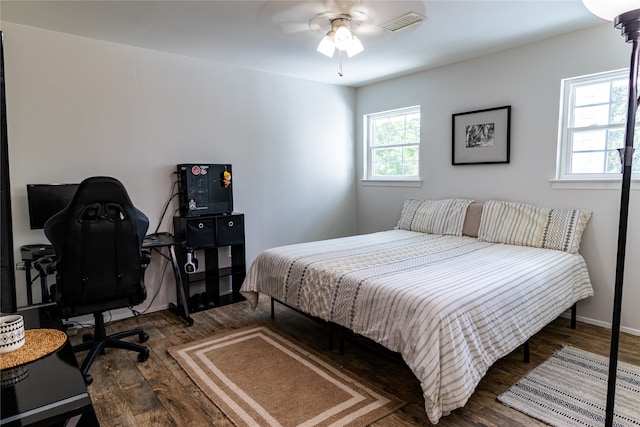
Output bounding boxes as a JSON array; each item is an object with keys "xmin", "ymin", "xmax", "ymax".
[{"xmin": 452, "ymin": 105, "xmax": 511, "ymax": 165}]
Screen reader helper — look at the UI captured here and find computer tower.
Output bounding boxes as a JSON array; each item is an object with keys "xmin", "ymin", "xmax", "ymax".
[{"xmin": 177, "ymin": 164, "xmax": 233, "ymax": 217}]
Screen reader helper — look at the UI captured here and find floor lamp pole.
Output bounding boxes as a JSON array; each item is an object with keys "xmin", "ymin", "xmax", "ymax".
[{"xmin": 605, "ymin": 9, "xmax": 640, "ymax": 427}]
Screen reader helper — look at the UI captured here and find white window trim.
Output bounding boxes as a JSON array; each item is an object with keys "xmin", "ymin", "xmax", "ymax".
[
  {"xmin": 556, "ymin": 68, "xmax": 636, "ymax": 185},
  {"xmin": 363, "ymin": 105, "xmax": 421, "ymax": 183},
  {"xmin": 361, "ymin": 178, "xmax": 423, "ymax": 187},
  {"xmin": 550, "ymin": 177, "xmax": 640, "ymax": 190}
]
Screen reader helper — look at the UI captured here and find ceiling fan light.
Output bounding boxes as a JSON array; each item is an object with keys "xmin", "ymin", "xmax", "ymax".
[
  {"xmin": 334, "ymin": 26, "xmax": 353, "ymax": 51},
  {"xmin": 581, "ymin": 0, "xmax": 639, "ymax": 20},
  {"xmin": 346, "ymin": 35, "xmax": 364, "ymax": 57},
  {"xmin": 315, "ymin": 16, "xmax": 365, "ymax": 74},
  {"xmin": 317, "ymin": 35, "xmax": 335, "ymax": 57}
]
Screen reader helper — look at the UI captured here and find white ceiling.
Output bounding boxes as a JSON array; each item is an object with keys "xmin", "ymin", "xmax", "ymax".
[{"xmin": 0, "ymin": 0, "xmax": 602, "ymax": 87}]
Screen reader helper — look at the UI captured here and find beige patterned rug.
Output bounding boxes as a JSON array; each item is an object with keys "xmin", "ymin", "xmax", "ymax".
[
  {"xmin": 168, "ymin": 325, "xmax": 404, "ymax": 427},
  {"xmin": 498, "ymin": 346, "xmax": 640, "ymax": 426}
]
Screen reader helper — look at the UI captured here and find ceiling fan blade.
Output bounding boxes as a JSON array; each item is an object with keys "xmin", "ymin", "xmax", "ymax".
[
  {"xmin": 259, "ymin": 1, "xmax": 327, "ymax": 34},
  {"xmin": 355, "ymin": 23, "xmax": 384, "ymax": 36},
  {"xmin": 327, "ymin": 0, "xmax": 368, "ymax": 15},
  {"xmin": 280, "ymin": 22, "xmax": 314, "ymax": 34}
]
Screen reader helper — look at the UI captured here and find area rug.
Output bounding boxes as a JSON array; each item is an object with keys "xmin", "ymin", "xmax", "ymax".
[
  {"xmin": 168, "ymin": 325, "xmax": 404, "ymax": 427},
  {"xmin": 498, "ymin": 346, "xmax": 640, "ymax": 426}
]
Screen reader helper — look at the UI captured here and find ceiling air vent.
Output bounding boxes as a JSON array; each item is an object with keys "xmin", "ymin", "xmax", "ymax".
[{"xmin": 382, "ymin": 12, "xmax": 426, "ymax": 32}]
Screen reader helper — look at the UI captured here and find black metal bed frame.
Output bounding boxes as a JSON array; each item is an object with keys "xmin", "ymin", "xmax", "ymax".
[{"xmin": 270, "ymin": 297, "xmax": 578, "ymax": 364}]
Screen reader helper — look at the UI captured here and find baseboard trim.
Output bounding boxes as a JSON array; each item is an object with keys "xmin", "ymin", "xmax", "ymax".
[
  {"xmin": 64, "ymin": 303, "xmax": 171, "ymax": 328},
  {"xmin": 560, "ymin": 311, "xmax": 640, "ymax": 337}
]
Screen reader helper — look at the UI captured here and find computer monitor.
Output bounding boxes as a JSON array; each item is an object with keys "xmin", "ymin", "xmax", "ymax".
[{"xmin": 26, "ymin": 183, "xmax": 79, "ymax": 230}]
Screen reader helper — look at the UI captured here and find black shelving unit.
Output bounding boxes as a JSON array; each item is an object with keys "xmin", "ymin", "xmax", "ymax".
[{"xmin": 173, "ymin": 213, "xmax": 246, "ymax": 313}]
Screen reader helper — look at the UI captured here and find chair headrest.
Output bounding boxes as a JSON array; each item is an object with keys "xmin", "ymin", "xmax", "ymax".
[
  {"xmin": 70, "ymin": 176, "xmax": 134, "ymax": 207},
  {"xmin": 44, "ymin": 176, "xmax": 149, "ymax": 241}
]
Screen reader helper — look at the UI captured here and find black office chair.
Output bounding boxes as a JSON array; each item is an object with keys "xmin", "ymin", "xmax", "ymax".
[{"xmin": 45, "ymin": 176, "xmax": 151, "ymax": 385}]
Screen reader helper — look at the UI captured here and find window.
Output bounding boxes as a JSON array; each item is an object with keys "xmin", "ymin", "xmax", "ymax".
[
  {"xmin": 364, "ymin": 106, "xmax": 420, "ymax": 181},
  {"xmin": 557, "ymin": 69, "xmax": 639, "ymax": 180}
]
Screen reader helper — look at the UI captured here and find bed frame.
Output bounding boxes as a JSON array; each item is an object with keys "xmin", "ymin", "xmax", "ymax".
[
  {"xmin": 268, "ymin": 201, "xmax": 580, "ymax": 363},
  {"xmin": 270, "ymin": 297, "xmax": 577, "ymax": 364}
]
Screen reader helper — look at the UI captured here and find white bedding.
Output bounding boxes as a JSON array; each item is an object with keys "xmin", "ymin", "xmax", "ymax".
[{"xmin": 240, "ymin": 229, "xmax": 594, "ymax": 423}]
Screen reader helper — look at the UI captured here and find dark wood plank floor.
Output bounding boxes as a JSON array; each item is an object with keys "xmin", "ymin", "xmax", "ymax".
[{"xmin": 68, "ymin": 295, "xmax": 640, "ymax": 426}]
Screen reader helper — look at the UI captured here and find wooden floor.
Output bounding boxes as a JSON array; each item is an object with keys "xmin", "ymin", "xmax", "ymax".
[{"xmin": 68, "ymin": 295, "xmax": 640, "ymax": 426}]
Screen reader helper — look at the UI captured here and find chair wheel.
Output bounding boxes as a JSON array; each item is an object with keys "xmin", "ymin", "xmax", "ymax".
[
  {"xmin": 138, "ymin": 348, "xmax": 149, "ymax": 362},
  {"xmin": 139, "ymin": 332, "xmax": 149, "ymax": 343},
  {"xmin": 84, "ymin": 374, "xmax": 93, "ymax": 385}
]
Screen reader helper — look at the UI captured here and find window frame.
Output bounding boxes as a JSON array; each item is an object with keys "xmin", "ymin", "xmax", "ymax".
[
  {"xmin": 557, "ymin": 68, "xmax": 639, "ymax": 181},
  {"xmin": 363, "ymin": 105, "xmax": 421, "ymax": 183}
]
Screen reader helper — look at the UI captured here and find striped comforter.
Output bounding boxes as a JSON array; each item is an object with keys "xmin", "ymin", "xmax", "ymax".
[{"xmin": 240, "ymin": 230, "xmax": 594, "ymax": 424}]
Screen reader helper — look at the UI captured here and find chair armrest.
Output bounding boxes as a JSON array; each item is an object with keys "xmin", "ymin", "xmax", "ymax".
[
  {"xmin": 141, "ymin": 249, "xmax": 152, "ymax": 267},
  {"xmin": 33, "ymin": 256, "xmax": 57, "ymax": 275}
]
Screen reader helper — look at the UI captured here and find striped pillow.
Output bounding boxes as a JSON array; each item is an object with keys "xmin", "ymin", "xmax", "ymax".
[
  {"xmin": 396, "ymin": 198, "xmax": 474, "ymax": 236},
  {"xmin": 477, "ymin": 200, "xmax": 592, "ymax": 254}
]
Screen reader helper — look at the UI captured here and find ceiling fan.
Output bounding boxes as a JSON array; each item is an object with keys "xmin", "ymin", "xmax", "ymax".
[{"xmin": 259, "ymin": 1, "xmax": 427, "ymax": 76}]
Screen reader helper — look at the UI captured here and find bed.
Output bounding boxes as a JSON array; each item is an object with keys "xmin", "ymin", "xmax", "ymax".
[{"xmin": 240, "ymin": 198, "xmax": 594, "ymax": 424}]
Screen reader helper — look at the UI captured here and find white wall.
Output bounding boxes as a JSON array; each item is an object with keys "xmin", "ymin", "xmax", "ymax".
[
  {"xmin": 1, "ymin": 22, "xmax": 357, "ymax": 315},
  {"xmin": 4, "ymin": 20, "xmax": 638, "ymax": 334},
  {"xmin": 355, "ymin": 23, "xmax": 640, "ymax": 334}
]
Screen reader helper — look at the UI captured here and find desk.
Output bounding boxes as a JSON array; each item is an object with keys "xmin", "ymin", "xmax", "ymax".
[
  {"xmin": 19, "ymin": 245, "xmax": 55, "ymax": 305},
  {"xmin": 20, "ymin": 232, "xmax": 194, "ymax": 326},
  {"xmin": 142, "ymin": 232, "xmax": 193, "ymax": 326},
  {"xmin": 0, "ymin": 304, "xmax": 98, "ymax": 426}
]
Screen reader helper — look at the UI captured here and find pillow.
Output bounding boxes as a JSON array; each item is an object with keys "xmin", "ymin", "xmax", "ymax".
[
  {"xmin": 477, "ymin": 200, "xmax": 592, "ymax": 254},
  {"xmin": 396, "ymin": 198, "xmax": 474, "ymax": 236},
  {"xmin": 462, "ymin": 202, "xmax": 483, "ymax": 238}
]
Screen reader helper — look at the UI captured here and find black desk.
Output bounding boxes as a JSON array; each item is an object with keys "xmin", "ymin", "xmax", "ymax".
[
  {"xmin": 20, "ymin": 232, "xmax": 193, "ymax": 326},
  {"xmin": 142, "ymin": 232, "xmax": 193, "ymax": 326},
  {"xmin": 19, "ymin": 245, "xmax": 55, "ymax": 305},
  {"xmin": 0, "ymin": 304, "xmax": 98, "ymax": 426}
]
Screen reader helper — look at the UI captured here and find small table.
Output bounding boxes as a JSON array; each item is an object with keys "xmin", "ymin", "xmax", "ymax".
[{"xmin": 0, "ymin": 303, "xmax": 98, "ymax": 426}]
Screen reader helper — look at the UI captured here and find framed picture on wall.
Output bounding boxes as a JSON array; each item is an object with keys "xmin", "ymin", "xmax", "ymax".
[{"xmin": 452, "ymin": 105, "xmax": 511, "ymax": 165}]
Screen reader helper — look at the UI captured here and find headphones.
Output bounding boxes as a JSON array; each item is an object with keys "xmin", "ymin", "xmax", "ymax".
[{"xmin": 184, "ymin": 249, "xmax": 199, "ymax": 274}]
